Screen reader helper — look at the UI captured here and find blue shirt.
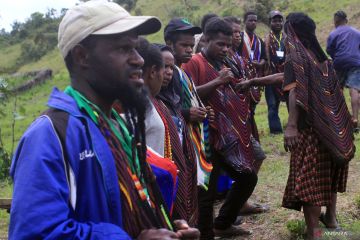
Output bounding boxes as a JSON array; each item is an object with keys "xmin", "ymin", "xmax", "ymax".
[{"xmin": 326, "ymin": 25, "xmax": 360, "ymax": 71}]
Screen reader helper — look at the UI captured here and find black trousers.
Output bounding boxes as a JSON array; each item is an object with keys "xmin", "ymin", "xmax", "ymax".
[{"xmin": 198, "ymin": 151, "xmax": 258, "ymax": 239}]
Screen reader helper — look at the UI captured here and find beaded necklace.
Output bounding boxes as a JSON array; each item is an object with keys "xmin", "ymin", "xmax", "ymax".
[
  {"xmin": 65, "ymin": 87, "xmax": 150, "ymax": 202},
  {"xmin": 151, "ymin": 98, "xmax": 173, "ymax": 160}
]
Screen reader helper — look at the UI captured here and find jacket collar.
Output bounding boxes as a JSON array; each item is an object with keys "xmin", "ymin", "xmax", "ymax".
[{"xmin": 47, "ymin": 87, "xmax": 84, "ymax": 117}]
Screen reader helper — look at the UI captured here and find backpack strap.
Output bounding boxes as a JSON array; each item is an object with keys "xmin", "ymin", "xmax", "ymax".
[{"xmin": 42, "ymin": 108, "xmax": 76, "ymax": 210}]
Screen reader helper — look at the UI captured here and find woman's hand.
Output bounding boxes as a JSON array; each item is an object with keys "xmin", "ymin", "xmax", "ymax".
[
  {"xmin": 205, "ymin": 106, "xmax": 215, "ymax": 124},
  {"xmin": 284, "ymin": 125, "xmax": 299, "ymax": 152},
  {"xmin": 174, "ymin": 220, "xmax": 200, "ymax": 240},
  {"xmin": 137, "ymin": 228, "xmax": 179, "ymax": 240},
  {"xmin": 189, "ymin": 107, "xmax": 207, "ymax": 122}
]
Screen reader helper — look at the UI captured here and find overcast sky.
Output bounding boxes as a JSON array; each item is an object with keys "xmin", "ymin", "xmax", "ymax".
[{"xmin": 0, "ymin": 0, "xmax": 80, "ymax": 31}]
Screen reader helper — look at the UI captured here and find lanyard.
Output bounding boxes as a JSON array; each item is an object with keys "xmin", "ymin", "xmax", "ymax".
[
  {"xmin": 272, "ymin": 31, "xmax": 283, "ymax": 50},
  {"xmin": 245, "ymin": 31, "xmax": 256, "ymax": 50}
]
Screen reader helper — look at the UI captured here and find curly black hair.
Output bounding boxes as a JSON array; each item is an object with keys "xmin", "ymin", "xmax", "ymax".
[
  {"xmin": 201, "ymin": 13, "xmax": 219, "ymax": 30},
  {"xmin": 334, "ymin": 10, "xmax": 347, "ymax": 20},
  {"xmin": 244, "ymin": 10, "xmax": 257, "ymax": 22},
  {"xmin": 137, "ymin": 37, "xmax": 164, "ymax": 71},
  {"xmin": 204, "ymin": 17, "xmax": 233, "ymax": 40}
]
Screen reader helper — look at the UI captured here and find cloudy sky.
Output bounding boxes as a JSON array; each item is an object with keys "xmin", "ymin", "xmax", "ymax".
[{"xmin": 0, "ymin": 0, "xmax": 80, "ymax": 31}]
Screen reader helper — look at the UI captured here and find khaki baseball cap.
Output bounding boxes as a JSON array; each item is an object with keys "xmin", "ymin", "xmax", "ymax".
[{"xmin": 58, "ymin": 0, "xmax": 161, "ymax": 58}]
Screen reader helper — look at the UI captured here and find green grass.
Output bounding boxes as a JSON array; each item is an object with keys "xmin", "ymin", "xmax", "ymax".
[
  {"xmin": 0, "ymin": 179, "xmax": 12, "ymax": 238},
  {"xmin": 1, "ymin": 80, "xmax": 360, "ymax": 239},
  {"xmin": 17, "ymin": 48, "xmax": 65, "ymax": 74},
  {"xmin": 136, "ymin": 0, "xmax": 360, "ymax": 45},
  {"xmin": 0, "ymin": 43, "xmax": 21, "ymax": 73},
  {"xmin": 0, "ymin": 70, "xmax": 70, "ymax": 152}
]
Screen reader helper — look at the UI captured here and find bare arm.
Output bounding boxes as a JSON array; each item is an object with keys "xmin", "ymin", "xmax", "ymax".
[
  {"xmin": 284, "ymin": 88, "xmax": 300, "ymax": 152},
  {"xmin": 235, "ymin": 73, "xmax": 284, "ymax": 91}
]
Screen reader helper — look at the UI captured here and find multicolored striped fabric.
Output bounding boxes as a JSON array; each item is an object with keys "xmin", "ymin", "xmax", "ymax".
[
  {"xmin": 239, "ymin": 32, "xmax": 263, "ymax": 104},
  {"xmin": 284, "ymin": 24, "xmax": 355, "ymax": 162},
  {"xmin": 176, "ymin": 66, "xmax": 212, "ymax": 189},
  {"xmin": 65, "ymin": 87, "xmax": 173, "ymax": 238},
  {"xmin": 183, "ymin": 53, "xmax": 255, "ymax": 172},
  {"xmin": 146, "ymin": 147, "xmax": 178, "ymax": 214},
  {"xmin": 240, "ymin": 31, "xmax": 262, "ymax": 62},
  {"xmin": 152, "ymin": 98, "xmax": 199, "ymax": 226}
]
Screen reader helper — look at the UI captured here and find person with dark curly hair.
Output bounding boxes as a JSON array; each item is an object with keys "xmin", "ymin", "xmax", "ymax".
[{"xmin": 183, "ymin": 17, "xmax": 257, "ymax": 239}]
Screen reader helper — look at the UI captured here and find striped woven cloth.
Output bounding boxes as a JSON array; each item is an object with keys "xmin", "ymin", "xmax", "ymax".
[
  {"xmin": 152, "ymin": 98, "xmax": 199, "ymax": 226},
  {"xmin": 183, "ymin": 53, "xmax": 255, "ymax": 172},
  {"xmin": 284, "ymin": 24, "xmax": 355, "ymax": 162},
  {"xmin": 176, "ymin": 66, "xmax": 212, "ymax": 189}
]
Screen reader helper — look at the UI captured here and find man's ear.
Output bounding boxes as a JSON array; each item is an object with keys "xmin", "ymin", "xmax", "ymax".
[
  {"xmin": 150, "ymin": 65, "xmax": 157, "ymax": 80},
  {"xmin": 204, "ymin": 35, "xmax": 210, "ymax": 44},
  {"xmin": 165, "ymin": 40, "xmax": 173, "ymax": 48},
  {"xmin": 71, "ymin": 44, "xmax": 90, "ymax": 68}
]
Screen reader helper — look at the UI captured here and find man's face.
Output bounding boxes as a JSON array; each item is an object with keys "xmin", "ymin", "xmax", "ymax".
[
  {"xmin": 245, "ymin": 15, "xmax": 257, "ymax": 32},
  {"xmin": 172, "ymin": 33, "xmax": 195, "ymax": 64},
  {"xmin": 162, "ymin": 50, "xmax": 175, "ymax": 88},
  {"xmin": 232, "ymin": 23, "xmax": 241, "ymax": 49},
  {"xmin": 85, "ymin": 32, "xmax": 145, "ymax": 108},
  {"xmin": 270, "ymin": 16, "xmax": 283, "ymax": 33},
  {"xmin": 206, "ymin": 32, "xmax": 232, "ymax": 61}
]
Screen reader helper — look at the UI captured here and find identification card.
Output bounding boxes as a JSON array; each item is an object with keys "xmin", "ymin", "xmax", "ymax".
[
  {"xmin": 250, "ymin": 50, "xmax": 254, "ymax": 60},
  {"xmin": 276, "ymin": 50, "xmax": 284, "ymax": 58}
]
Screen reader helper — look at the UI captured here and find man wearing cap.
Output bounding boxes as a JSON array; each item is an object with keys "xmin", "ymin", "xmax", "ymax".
[
  {"xmin": 327, "ymin": 10, "xmax": 360, "ymax": 132},
  {"xmin": 163, "ymin": 17, "xmax": 214, "ymax": 227},
  {"xmin": 9, "ymin": 1, "xmax": 199, "ymax": 239},
  {"xmin": 264, "ymin": 10, "xmax": 285, "ymax": 135},
  {"xmin": 163, "ymin": 18, "xmax": 207, "ymax": 122}
]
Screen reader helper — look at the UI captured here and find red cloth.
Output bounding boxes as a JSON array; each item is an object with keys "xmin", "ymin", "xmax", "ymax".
[{"xmin": 146, "ymin": 147, "xmax": 178, "ymax": 214}]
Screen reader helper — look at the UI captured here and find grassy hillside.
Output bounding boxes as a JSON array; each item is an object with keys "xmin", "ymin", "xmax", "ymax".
[
  {"xmin": 0, "ymin": 44, "xmax": 21, "ymax": 73},
  {"xmin": 139, "ymin": 0, "xmax": 360, "ymax": 44},
  {"xmin": 1, "ymin": 0, "xmax": 359, "ymax": 153}
]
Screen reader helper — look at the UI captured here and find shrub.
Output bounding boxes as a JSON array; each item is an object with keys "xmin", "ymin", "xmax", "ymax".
[{"xmin": 286, "ymin": 219, "xmax": 306, "ymax": 239}]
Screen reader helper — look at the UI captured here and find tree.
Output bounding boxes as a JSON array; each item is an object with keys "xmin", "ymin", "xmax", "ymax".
[
  {"xmin": 244, "ymin": 0, "xmax": 274, "ymax": 25},
  {"xmin": 0, "ymin": 78, "xmax": 11, "ymax": 180}
]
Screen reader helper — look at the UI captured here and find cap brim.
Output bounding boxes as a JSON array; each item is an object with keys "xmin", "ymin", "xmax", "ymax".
[
  {"xmin": 175, "ymin": 25, "xmax": 202, "ymax": 35},
  {"xmin": 92, "ymin": 16, "xmax": 161, "ymax": 36}
]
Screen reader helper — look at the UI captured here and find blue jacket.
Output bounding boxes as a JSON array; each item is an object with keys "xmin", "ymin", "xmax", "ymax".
[
  {"xmin": 326, "ymin": 25, "xmax": 360, "ymax": 71},
  {"xmin": 10, "ymin": 88, "xmax": 132, "ymax": 239}
]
